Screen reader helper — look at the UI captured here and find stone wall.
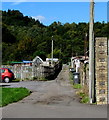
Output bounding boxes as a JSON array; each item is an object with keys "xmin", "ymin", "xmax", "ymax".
[
  {"xmin": 95, "ymin": 37, "xmax": 108, "ymax": 104},
  {"xmin": 1, "ymin": 62, "xmax": 62, "ymax": 80}
]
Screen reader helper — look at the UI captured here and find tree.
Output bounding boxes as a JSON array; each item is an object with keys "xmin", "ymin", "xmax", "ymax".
[{"xmin": 2, "ymin": 10, "xmax": 108, "ymax": 64}]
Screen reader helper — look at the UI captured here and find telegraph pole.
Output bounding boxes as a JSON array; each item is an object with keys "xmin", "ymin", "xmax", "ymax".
[
  {"xmin": 51, "ymin": 36, "xmax": 54, "ymax": 66},
  {"xmin": 89, "ymin": 0, "xmax": 95, "ymax": 103},
  {"xmin": 84, "ymin": 33, "xmax": 88, "ymax": 60}
]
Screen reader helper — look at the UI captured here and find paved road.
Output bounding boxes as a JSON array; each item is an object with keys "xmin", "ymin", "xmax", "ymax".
[{"xmin": 1, "ymin": 65, "xmax": 107, "ymax": 118}]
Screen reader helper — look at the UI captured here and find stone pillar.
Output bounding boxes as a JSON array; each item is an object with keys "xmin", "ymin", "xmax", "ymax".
[{"xmin": 95, "ymin": 37, "xmax": 108, "ymax": 104}]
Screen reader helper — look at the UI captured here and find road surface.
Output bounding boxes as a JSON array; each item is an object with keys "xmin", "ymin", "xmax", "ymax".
[{"xmin": 1, "ymin": 65, "xmax": 107, "ymax": 118}]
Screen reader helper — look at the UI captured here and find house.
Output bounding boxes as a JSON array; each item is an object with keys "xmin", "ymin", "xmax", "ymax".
[{"xmin": 32, "ymin": 56, "xmax": 44, "ymax": 65}]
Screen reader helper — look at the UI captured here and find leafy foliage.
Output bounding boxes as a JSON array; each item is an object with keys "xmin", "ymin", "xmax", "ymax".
[{"xmin": 2, "ymin": 10, "xmax": 108, "ymax": 64}]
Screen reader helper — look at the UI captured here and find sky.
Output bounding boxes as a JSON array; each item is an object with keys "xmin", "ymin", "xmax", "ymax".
[{"xmin": 1, "ymin": 2, "xmax": 107, "ymax": 26}]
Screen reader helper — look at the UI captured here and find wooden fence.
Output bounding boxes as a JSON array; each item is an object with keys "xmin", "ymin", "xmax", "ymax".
[{"xmin": 79, "ymin": 62, "xmax": 89, "ymax": 86}]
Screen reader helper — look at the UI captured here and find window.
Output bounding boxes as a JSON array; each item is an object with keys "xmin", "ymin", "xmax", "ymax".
[
  {"xmin": 0, "ymin": 69, "xmax": 5, "ymax": 73},
  {"xmin": 8, "ymin": 69, "xmax": 13, "ymax": 73}
]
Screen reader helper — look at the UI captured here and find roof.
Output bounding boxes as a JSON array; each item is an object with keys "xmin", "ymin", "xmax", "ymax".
[
  {"xmin": 22, "ymin": 60, "xmax": 32, "ymax": 63},
  {"xmin": 46, "ymin": 58, "xmax": 59, "ymax": 62},
  {"xmin": 32, "ymin": 56, "xmax": 44, "ymax": 63},
  {"xmin": 9, "ymin": 61, "xmax": 23, "ymax": 64}
]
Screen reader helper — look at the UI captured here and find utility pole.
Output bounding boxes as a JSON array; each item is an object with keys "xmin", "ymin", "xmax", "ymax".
[
  {"xmin": 84, "ymin": 33, "xmax": 88, "ymax": 60},
  {"xmin": 59, "ymin": 44, "xmax": 62, "ymax": 60},
  {"xmin": 89, "ymin": 0, "xmax": 95, "ymax": 104},
  {"xmin": 51, "ymin": 36, "xmax": 53, "ymax": 66}
]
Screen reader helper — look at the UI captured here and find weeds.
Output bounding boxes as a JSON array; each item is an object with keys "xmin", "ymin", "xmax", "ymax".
[
  {"xmin": 73, "ymin": 84, "xmax": 82, "ymax": 89},
  {"xmin": 76, "ymin": 85, "xmax": 89, "ymax": 104},
  {"xmin": 69, "ymin": 71, "xmax": 89, "ymax": 104}
]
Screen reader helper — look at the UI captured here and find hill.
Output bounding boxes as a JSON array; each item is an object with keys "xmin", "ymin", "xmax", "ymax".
[{"xmin": 2, "ymin": 10, "xmax": 108, "ymax": 64}]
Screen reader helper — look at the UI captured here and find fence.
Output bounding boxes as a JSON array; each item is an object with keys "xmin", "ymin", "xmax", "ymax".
[
  {"xmin": 1, "ymin": 62, "xmax": 62, "ymax": 80},
  {"xmin": 79, "ymin": 62, "xmax": 89, "ymax": 86},
  {"xmin": 1, "ymin": 64, "xmax": 32, "ymax": 80}
]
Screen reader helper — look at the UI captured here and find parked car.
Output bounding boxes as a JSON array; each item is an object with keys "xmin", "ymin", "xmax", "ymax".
[{"xmin": 0, "ymin": 68, "xmax": 15, "ymax": 83}]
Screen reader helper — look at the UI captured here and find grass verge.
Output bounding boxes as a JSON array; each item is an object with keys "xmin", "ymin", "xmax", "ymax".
[
  {"xmin": 77, "ymin": 91, "xmax": 89, "ymax": 103},
  {"xmin": 0, "ymin": 87, "xmax": 31, "ymax": 107},
  {"xmin": 12, "ymin": 78, "xmax": 20, "ymax": 82},
  {"xmin": 73, "ymin": 84, "xmax": 82, "ymax": 89},
  {"xmin": 69, "ymin": 71, "xmax": 89, "ymax": 104},
  {"xmin": 76, "ymin": 85, "xmax": 89, "ymax": 104}
]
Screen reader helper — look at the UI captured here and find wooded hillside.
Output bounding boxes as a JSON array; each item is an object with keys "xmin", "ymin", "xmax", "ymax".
[{"xmin": 1, "ymin": 10, "xmax": 108, "ymax": 64}]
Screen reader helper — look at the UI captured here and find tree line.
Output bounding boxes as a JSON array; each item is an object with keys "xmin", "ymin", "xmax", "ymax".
[{"xmin": 1, "ymin": 9, "xmax": 108, "ymax": 64}]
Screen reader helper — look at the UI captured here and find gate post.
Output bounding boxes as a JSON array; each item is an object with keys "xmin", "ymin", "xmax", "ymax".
[{"xmin": 95, "ymin": 37, "xmax": 108, "ymax": 104}]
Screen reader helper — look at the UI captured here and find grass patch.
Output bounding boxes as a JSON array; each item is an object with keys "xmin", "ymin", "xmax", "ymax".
[
  {"xmin": 76, "ymin": 85, "xmax": 89, "ymax": 104},
  {"xmin": 78, "ymin": 92, "xmax": 89, "ymax": 103},
  {"xmin": 0, "ymin": 87, "xmax": 31, "ymax": 107},
  {"xmin": 81, "ymin": 96, "xmax": 89, "ymax": 103},
  {"xmin": 73, "ymin": 84, "xmax": 82, "ymax": 89},
  {"xmin": 37, "ymin": 77, "xmax": 48, "ymax": 81},
  {"xmin": 12, "ymin": 78, "xmax": 20, "ymax": 82}
]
